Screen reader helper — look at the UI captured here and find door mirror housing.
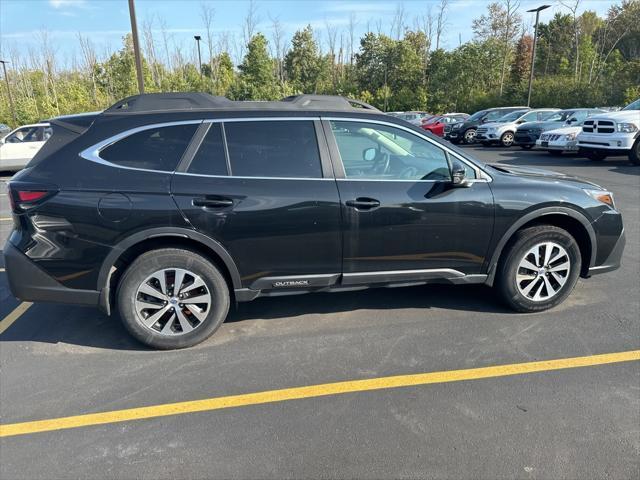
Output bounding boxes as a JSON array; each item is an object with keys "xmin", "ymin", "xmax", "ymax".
[
  {"xmin": 450, "ymin": 159, "xmax": 471, "ymax": 187},
  {"xmin": 363, "ymin": 147, "xmax": 376, "ymax": 162}
]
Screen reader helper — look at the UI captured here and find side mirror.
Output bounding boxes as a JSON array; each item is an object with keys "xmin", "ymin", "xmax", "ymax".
[
  {"xmin": 363, "ymin": 147, "xmax": 376, "ymax": 162},
  {"xmin": 450, "ymin": 159, "xmax": 471, "ymax": 187}
]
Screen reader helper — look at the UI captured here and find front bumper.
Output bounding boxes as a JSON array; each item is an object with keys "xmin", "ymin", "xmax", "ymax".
[
  {"xmin": 514, "ymin": 132, "xmax": 540, "ymax": 146},
  {"xmin": 535, "ymin": 139, "xmax": 579, "ymax": 151},
  {"xmin": 4, "ymin": 241, "xmax": 100, "ymax": 307},
  {"xmin": 588, "ymin": 229, "xmax": 625, "ymax": 276},
  {"xmin": 577, "ymin": 133, "xmax": 635, "ymax": 151}
]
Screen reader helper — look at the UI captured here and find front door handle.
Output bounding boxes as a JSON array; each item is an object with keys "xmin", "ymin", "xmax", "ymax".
[
  {"xmin": 192, "ymin": 196, "xmax": 234, "ymax": 208},
  {"xmin": 345, "ymin": 197, "xmax": 381, "ymax": 210}
]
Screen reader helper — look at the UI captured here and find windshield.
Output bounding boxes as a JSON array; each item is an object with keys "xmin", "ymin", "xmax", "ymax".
[
  {"xmin": 495, "ymin": 111, "xmax": 525, "ymax": 123},
  {"xmin": 543, "ymin": 110, "xmax": 573, "ymax": 122},
  {"xmin": 467, "ymin": 110, "xmax": 487, "ymax": 121},
  {"xmin": 539, "ymin": 111, "xmax": 558, "ymax": 120},
  {"xmin": 622, "ymin": 99, "xmax": 640, "ymax": 110},
  {"xmin": 424, "ymin": 116, "xmax": 442, "ymax": 125}
]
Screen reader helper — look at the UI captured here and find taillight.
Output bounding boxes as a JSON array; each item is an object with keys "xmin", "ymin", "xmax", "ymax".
[
  {"xmin": 8, "ymin": 183, "xmax": 58, "ymax": 213},
  {"xmin": 18, "ymin": 191, "xmax": 48, "ymax": 202}
]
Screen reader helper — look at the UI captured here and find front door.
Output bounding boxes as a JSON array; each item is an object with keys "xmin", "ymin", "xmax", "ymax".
[
  {"xmin": 172, "ymin": 119, "xmax": 342, "ymax": 291},
  {"xmin": 324, "ymin": 119, "xmax": 494, "ymax": 279}
]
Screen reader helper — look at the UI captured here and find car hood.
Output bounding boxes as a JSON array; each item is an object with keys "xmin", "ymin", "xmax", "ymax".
[
  {"xmin": 588, "ymin": 110, "xmax": 640, "ymax": 122},
  {"xmin": 488, "ymin": 163, "xmax": 602, "ymax": 188},
  {"xmin": 521, "ymin": 120, "xmax": 565, "ymax": 131},
  {"xmin": 542, "ymin": 126, "xmax": 582, "ymax": 135}
]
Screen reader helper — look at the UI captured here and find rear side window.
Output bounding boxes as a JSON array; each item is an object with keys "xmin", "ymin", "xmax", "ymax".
[
  {"xmin": 100, "ymin": 124, "xmax": 197, "ymax": 171},
  {"xmin": 224, "ymin": 121, "xmax": 322, "ymax": 178},
  {"xmin": 188, "ymin": 124, "xmax": 228, "ymax": 175}
]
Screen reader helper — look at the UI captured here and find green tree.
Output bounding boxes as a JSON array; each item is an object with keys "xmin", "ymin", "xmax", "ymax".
[
  {"xmin": 284, "ymin": 25, "xmax": 325, "ymax": 93},
  {"xmin": 232, "ymin": 33, "xmax": 280, "ymax": 100}
]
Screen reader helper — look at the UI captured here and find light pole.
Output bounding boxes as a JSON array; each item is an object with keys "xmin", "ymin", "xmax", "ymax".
[
  {"xmin": 526, "ymin": 4, "xmax": 551, "ymax": 107},
  {"xmin": 0, "ymin": 60, "xmax": 17, "ymax": 126},
  {"xmin": 128, "ymin": 0, "xmax": 145, "ymax": 94},
  {"xmin": 194, "ymin": 36, "xmax": 203, "ymax": 78}
]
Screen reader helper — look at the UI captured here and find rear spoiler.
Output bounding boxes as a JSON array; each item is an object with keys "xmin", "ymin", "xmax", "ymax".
[{"xmin": 48, "ymin": 111, "xmax": 101, "ymax": 134}]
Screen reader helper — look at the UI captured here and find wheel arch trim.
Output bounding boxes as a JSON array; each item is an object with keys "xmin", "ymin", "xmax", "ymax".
[
  {"xmin": 485, "ymin": 206, "xmax": 597, "ymax": 286},
  {"xmin": 97, "ymin": 227, "xmax": 242, "ymax": 301}
]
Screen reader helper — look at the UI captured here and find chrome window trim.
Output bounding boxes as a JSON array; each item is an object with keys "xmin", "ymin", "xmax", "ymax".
[
  {"xmin": 322, "ymin": 116, "xmax": 492, "ymax": 182},
  {"xmin": 173, "ymin": 171, "xmax": 335, "ymax": 181},
  {"xmin": 79, "ymin": 120, "xmax": 203, "ymax": 174}
]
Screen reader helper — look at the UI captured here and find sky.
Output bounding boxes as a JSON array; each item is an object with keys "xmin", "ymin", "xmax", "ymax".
[{"xmin": 0, "ymin": 0, "xmax": 616, "ymax": 67}]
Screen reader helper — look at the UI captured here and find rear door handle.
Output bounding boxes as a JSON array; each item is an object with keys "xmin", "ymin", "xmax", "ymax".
[
  {"xmin": 192, "ymin": 197, "xmax": 234, "ymax": 208},
  {"xmin": 345, "ymin": 197, "xmax": 381, "ymax": 210}
]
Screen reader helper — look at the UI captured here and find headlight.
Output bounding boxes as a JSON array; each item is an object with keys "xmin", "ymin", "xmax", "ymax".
[
  {"xmin": 584, "ymin": 189, "xmax": 615, "ymax": 209},
  {"xmin": 565, "ymin": 133, "xmax": 577, "ymax": 141},
  {"xmin": 617, "ymin": 123, "xmax": 638, "ymax": 133}
]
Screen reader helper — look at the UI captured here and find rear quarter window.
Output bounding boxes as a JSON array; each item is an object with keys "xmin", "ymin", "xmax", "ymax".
[{"xmin": 100, "ymin": 124, "xmax": 198, "ymax": 171}]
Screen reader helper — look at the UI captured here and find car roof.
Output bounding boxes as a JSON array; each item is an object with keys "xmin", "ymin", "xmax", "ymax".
[
  {"xmin": 103, "ymin": 93, "xmax": 381, "ymax": 116},
  {"xmin": 11, "ymin": 123, "xmax": 50, "ymax": 129}
]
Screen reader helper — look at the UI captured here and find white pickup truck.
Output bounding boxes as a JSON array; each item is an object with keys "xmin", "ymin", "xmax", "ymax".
[{"xmin": 577, "ymin": 98, "xmax": 640, "ymax": 165}]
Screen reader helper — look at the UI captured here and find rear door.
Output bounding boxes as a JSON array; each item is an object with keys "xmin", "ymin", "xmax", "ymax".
[{"xmin": 171, "ymin": 118, "xmax": 342, "ymax": 291}]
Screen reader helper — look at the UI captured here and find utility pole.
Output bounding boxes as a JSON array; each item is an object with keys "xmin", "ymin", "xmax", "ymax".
[
  {"xmin": 526, "ymin": 5, "xmax": 550, "ymax": 107},
  {"xmin": 0, "ymin": 60, "xmax": 18, "ymax": 126},
  {"xmin": 194, "ymin": 36, "xmax": 203, "ymax": 78},
  {"xmin": 128, "ymin": 0, "xmax": 145, "ymax": 94}
]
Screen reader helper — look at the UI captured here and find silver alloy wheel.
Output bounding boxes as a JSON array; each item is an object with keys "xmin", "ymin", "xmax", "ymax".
[
  {"xmin": 134, "ymin": 268, "xmax": 211, "ymax": 335},
  {"xmin": 502, "ymin": 132, "xmax": 514, "ymax": 146},
  {"xmin": 464, "ymin": 129, "xmax": 476, "ymax": 143},
  {"xmin": 516, "ymin": 242, "xmax": 571, "ymax": 302}
]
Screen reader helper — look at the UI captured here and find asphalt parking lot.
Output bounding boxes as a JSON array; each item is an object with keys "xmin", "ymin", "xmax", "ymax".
[{"xmin": 0, "ymin": 147, "xmax": 638, "ymax": 479}]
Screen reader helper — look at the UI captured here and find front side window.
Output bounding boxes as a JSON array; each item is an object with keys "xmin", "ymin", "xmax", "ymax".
[
  {"xmin": 520, "ymin": 111, "xmax": 540, "ymax": 122},
  {"xmin": 330, "ymin": 120, "xmax": 454, "ymax": 181},
  {"xmin": 100, "ymin": 124, "xmax": 198, "ymax": 171},
  {"xmin": 224, "ymin": 120, "xmax": 322, "ymax": 178},
  {"xmin": 6, "ymin": 126, "xmax": 40, "ymax": 143}
]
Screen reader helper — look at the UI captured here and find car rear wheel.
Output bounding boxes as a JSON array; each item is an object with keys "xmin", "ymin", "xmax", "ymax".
[
  {"xmin": 463, "ymin": 129, "xmax": 477, "ymax": 144},
  {"xmin": 117, "ymin": 248, "xmax": 230, "ymax": 349},
  {"xmin": 630, "ymin": 139, "xmax": 640, "ymax": 165},
  {"xmin": 497, "ymin": 226, "xmax": 581, "ymax": 313},
  {"xmin": 520, "ymin": 145, "xmax": 533, "ymax": 150},
  {"xmin": 500, "ymin": 131, "xmax": 515, "ymax": 147}
]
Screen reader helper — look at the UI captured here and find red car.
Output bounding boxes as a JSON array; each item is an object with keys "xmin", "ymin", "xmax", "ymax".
[{"xmin": 421, "ymin": 113, "xmax": 469, "ymax": 137}]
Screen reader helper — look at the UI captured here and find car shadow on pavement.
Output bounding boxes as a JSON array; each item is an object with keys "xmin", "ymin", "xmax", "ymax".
[
  {"xmin": 228, "ymin": 284, "xmax": 510, "ymax": 323},
  {"xmin": 0, "ymin": 284, "xmax": 510, "ymax": 351}
]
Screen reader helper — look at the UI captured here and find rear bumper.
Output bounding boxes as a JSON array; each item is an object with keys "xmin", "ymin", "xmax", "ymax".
[
  {"xmin": 588, "ymin": 229, "xmax": 625, "ymax": 276},
  {"xmin": 4, "ymin": 241, "xmax": 100, "ymax": 307}
]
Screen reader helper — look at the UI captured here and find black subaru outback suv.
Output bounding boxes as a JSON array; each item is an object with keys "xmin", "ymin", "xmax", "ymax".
[{"xmin": 5, "ymin": 93, "xmax": 625, "ymax": 349}]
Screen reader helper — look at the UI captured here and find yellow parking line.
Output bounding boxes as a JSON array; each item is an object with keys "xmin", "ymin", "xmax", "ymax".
[
  {"xmin": 0, "ymin": 302, "xmax": 32, "ymax": 336},
  {"xmin": 0, "ymin": 217, "xmax": 12, "ymax": 222},
  {"xmin": 0, "ymin": 268, "xmax": 5, "ymax": 272},
  {"xmin": 1, "ymin": 349, "xmax": 638, "ymax": 439}
]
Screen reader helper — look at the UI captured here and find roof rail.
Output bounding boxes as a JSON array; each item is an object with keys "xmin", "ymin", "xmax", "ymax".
[
  {"xmin": 105, "ymin": 92, "xmax": 233, "ymax": 113},
  {"xmin": 281, "ymin": 94, "xmax": 380, "ymax": 111},
  {"xmin": 103, "ymin": 92, "xmax": 380, "ymax": 114}
]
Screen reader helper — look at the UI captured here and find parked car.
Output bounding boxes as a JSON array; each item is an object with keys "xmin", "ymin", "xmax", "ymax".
[
  {"xmin": 536, "ymin": 118, "xmax": 599, "ymax": 155},
  {"xmin": 4, "ymin": 93, "xmax": 625, "ymax": 349},
  {"xmin": 421, "ymin": 113, "xmax": 469, "ymax": 137},
  {"xmin": 0, "ymin": 123, "xmax": 11, "ymax": 140},
  {"xmin": 577, "ymin": 99, "xmax": 640, "ymax": 164},
  {"xmin": 514, "ymin": 108, "xmax": 605, "ymax": 150},
  {"xmin": 477, "ymin": 109, "xmax": 558, "ymax": 147},
  {"xmin": 396, "ymin": 111, "xmax": 433, "ymax": 125},
  {"xmin": 0, "ymin": 123, "xmax": 52, "ymax": 172},
  {"xmin": 447, "ymin": 106, "xmax": 530, "ymax": 144}
]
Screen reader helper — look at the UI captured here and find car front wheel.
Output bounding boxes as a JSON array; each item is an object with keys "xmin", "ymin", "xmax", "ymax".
[
  {"xmin": 630, "ymin": 138, "xmax": 640, "ymax": 165},
  {"xmin": 586, "ymin": 150, "xmax": 607, "ymax": 161},
  {"xmin": 463, "ymin": 129, "xmax": 477, "ymax": 144},
  {"xmin": 117, "ymin": 248, "xmax": 230, "ymax": 349},
  {"xmin": 500, "ymin": 131, "xmax": 515, "ymax": 147},
  {"xmin": 520, "ymin": 145, "xmax": 533, "ymax": 150},
  {"xmin": 497, "ymin": 226, "xmax": 581, "ymax": 313}
]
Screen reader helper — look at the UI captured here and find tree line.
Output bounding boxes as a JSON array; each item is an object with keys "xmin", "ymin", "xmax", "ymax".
[{"xmin": 0, "ymin": 0, "xmax": 638, "ymax": 128}]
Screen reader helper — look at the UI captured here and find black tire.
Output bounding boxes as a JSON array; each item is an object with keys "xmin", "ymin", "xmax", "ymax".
[
  {"xmin": 481, "ymin": 142, "xmax": 492, "ymax": 147},
  {"xmin": 500, "ymin": 131, "xmax": 515, "ymax": 147},
  {"xmin": 463, "ymin": 129, "xmax": 477, "ymax": 144},
  {"xmin": 547, "ymin": 150, "xmax": 562, "ymax": 156},
  {"xmin": 496, "ymin": 226, "xmax": 581, "ymax": 313},
  {"xmin": 116, "ymin": 248, "xmax": 230, "ymax": 349},
  {"xmin": 586, "ymin": 150, "xmax": 607, "ymax": 161},
  {"xmin": 629, "ymin": 138, "xmax": 640, "ymax": 165},
  {"xmin": 520, "ymin": 145, "xmax": 533, "ymax": 150},
  {"xmin": 450, "ymin": 138, "xmax": 461, "ymax": 145}
]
